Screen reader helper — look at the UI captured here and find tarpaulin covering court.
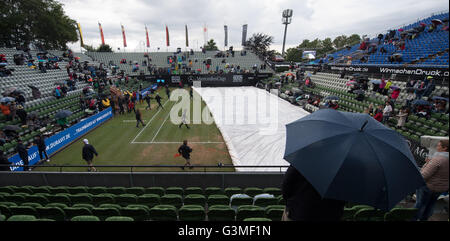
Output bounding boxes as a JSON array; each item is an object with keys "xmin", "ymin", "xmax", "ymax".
[{"xmin": 194, "ymin": 87, "xmax": 310, "ymax": 172}]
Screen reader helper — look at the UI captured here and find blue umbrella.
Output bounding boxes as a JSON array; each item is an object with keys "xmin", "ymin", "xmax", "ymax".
[
  {"xmin": 55, "ymin": 110, "xmax": 73, "ymax": 119},
  {"xmin": 324, "ymin": 96, "xmax": 340, "ymax": 101},
  {"xmin": 283, "ymin": 109, "xmax": 425, "ymax": 211},
  {"xmin": 0, "ymin": 97, "xmax": 15, "ymax": 103},
  {"xmin": 370, "ymin": 79, "xmax": 381, "ymax": 84},
  {"xmin": 412, "ymin": 99, "xmax": 431, "ymax": 106},
  {"xmin": 431, "ymin": 96, "xmax": 449, "ymax": 102}
]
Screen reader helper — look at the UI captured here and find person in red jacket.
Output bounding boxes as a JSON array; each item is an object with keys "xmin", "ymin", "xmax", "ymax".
[
  {"xmin": 373, "ymin": 105, "xmax": 383, "ymax": 122},
  {"xmin": 128, "ymin": 100, "xmax": 135, "ymax": 113}
]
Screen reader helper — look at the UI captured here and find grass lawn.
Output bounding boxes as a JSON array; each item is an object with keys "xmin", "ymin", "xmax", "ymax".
[{"xmin": 34, "ymin": 87, "xmax": 234, "ymax": 172}]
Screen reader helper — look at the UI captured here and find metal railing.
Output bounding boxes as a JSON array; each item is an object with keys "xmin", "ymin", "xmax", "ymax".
[{"xmin": 0, "ymin": 164, "xmax": 290, "ymax": 173}]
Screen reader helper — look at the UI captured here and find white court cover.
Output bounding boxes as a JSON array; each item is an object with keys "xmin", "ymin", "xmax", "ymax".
[{"xmin": 194, "ymin": 87, "xmax": 310, "ymax": 172}]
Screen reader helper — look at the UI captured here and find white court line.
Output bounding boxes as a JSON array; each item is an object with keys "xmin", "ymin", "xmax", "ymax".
[
  {"xmin": 123, "ymin": 120, "xmax": 147, "ymax": 122},
  {"xmin": 132, "ymin": 141, "xmax": 225, "ymax": 144},
  {"xmin": 130, "ymin": 100, "xmax": 169, "ymax": 144},
  {"xmin": 150, "ymin": 112, "xmax": 171, "ymax": 143}
]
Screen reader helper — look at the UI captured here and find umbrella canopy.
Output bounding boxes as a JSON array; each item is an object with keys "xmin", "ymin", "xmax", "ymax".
[
  {"xmin": 275, "ymin": 82, "xmax": 282, "ymax": 85},
  {"xmin": 390, "ymin": 86, "xmax": 400, "ymax": 90},
  {"xmin": 3, "ymin": 125, "xmax": 21, "ymax": 132},
  {"xmin": 55, "ymin": 110, "xmax": 73, "ymax": 119},
  {"xmin": 324, "ymin": 96, "xmax": 340, "ymax": 101},
  {"xmin": 431, "ymin": 19, "xmax": 443, "ymax": 25},
  {"xmin": 370, "ymin": 79, "xmax": 381, "ymax": 84},
  {"xmin": 27, "ymin": 112, "xmax": 39, "ymax": 119},
  {"xmin": 420, "ymin": 22, "xmax": 427, "ymax": 27},
  {"xmin": 431, "ymin": 96, "xmax": 449, "ymax": 102},
  {"xmin": 283, "ymin": 109, "xmax": 425, "ymax": 211},
  {"xmin": 0, "ymin": 97, "xmax": 15, "ymax": 103},
  {"xmin": 2, "ymin": 87, "xmax": 17, "ymax": 96},
  {"xmin": 28, "ymin": 85, "xmax": 38, "ymax": 90},
  {"xmin": 412, "ymin": 99, "xmax": 431, "ymax": 106},
  {"xmin": 353, "ymin": 89, "xmax": 365, "ymax": 95},
  {"xmin": 346, "ymin": 80, "xmax": 357, "ymax": 86}
]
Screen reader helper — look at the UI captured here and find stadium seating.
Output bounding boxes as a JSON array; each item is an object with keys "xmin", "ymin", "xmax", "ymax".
[{"xmin": 0, "ymin": 186, "xmax": 434, "ymax": 221}]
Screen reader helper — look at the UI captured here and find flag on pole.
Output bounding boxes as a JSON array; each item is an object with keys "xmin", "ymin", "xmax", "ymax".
[
  {"xmin": 98, "ymin": 22, "xmax": 105, "ymax": 45},
  {"xmin": 242, "ymin": 24, "xmax": 248, "ymax": 46},
  {"xmin": 77, "ymin": 23, "xmax": 84, "ymax": 47},
  {"xmin": 224, "ymin": 25, "xmax": 228, "ymax": 47},
  {"xmin": 166, "ymin": 25, "xmax": 170, "ymax": 47},
  {"xmin": 121, "ymin": 24, "xmax": 127, "ymax": 47},
  {"xmin": 185, "ymin": 25, "xmax": 189, "ymax": 47},
  {"xmin": 145, "ymin": 25, "xmax": 150, "ymax": 48}
]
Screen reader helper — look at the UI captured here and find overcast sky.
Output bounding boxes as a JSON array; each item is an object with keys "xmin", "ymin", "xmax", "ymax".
[{"xmin": 59, "ymin": 0, "xmax": 449, "ymax": 53}]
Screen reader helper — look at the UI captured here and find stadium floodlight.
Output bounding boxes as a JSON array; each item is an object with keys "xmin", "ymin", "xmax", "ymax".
[{"xmin": 281, "ymin": 9, "xmax": 293, "ymax": 56}]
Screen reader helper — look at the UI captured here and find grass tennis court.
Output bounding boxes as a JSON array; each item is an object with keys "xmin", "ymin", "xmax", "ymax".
[{"xmin": 34, "ymin": 87, "xmax": 234, "ymax": 172}]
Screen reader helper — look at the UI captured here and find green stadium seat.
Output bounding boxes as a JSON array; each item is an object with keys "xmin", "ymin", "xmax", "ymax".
[
  {"xmin": 265, "ymin": 205, "xmax": 285, "ymax": 221},
  {"xmin": 47, "ymin": 194, "xmax": 71, "ymax": 206},
  {"xmin": 230, "ymin": 195, "xmax": 253, "ymax": 208},
  {"xmin": 183, "ymin": 194, "xmax": 206, "ymax": 206},
  {"xmin": 30, "ymin": 186, "xmax": 50, "ymax": 194},
  {"xmin": 36, "ymin": 207, "xmax": 66, "ymax": 221},
  {"xmin": 67, "ymin": 186, "xmax": 88, "ymax": 195},
  {"xmin": 179, "ymin": 205, "xmax": 206, "ymax": 221},
  {"xmin": 277, "ymin": 195, "xmax": 285, "ymax": 205},
  {"xmin": 105, "ymin": 216, "xmax": 134, "ymax": 221},
  {"xmin": 115, "ymin": 194, "xmax": 138, "ymax": 207},
  {"xmin": 224, "ymin": 187, "xmax": 242, "ymax": 197},
  {"xmin": 120, "ymin": 206, "xmax": 150, "ymax": 221},
  {"xmin": 4, "ymin": 194, "xmax": 27, "ymax": 205},
  {"xmin": 72, "ymin": 203, "xmax": 95, "ymax": 211},
  {"xmin": 126, "ymin": 187, "xmax": 145, "ymax": 196},
  {"xmin": 21, "ymin": 202, "xmax": 43, "ymax": 209},
  {"xmin": 160, "ymin": 194, "xmax": 183, "ymax": 209},
  {"xmin": 35, "ymin": 218, "xmax": 55, "ymax": 221},
  {"xmin": 236, "ymin": 205, "xmax": 265, "ymax": 221},
  {"xmin": 0, "ymin": 186, "xmax": 14, "ymax": 194},
  {"xmin": 64, "ymin": 207, "xmax": 92, "ymax": 220},
  {"xmin": 26, "ymin": 195, "xmax": 49, "ymax": 206},
  {"xmin": 69, "ymin": 194, "xmax": 93, "ymax": 205},
  {"xmin": 263, "ymin": 188, "xmax": 282, "ymax": 196},
  {"xmin": 342, "ymin": 206, "xmax": 361, "ymax": 221},
  {"xmin": 353, "ymin": 208, "xmax": 386, "ymax": 221},
  {"xmin": 136, "ymin": 194, "xmax": 160, "ymax": 209},
  {"xmin": 184, "ymin": 187, "xmax": 204, "ymax": 195},
  {"xmin": 7, "ymin": 215, "xmax": 36, "ymax": 221},
  {"xmin": 244, "ymin": 187, "xmax": 264, "ymax": 197},
  {"xmin": 165, "ymin": 187, "xmax": 184, "ymax": 196},
  {"xmin": 92, "ymin": 207, "xmax": 121, "ymax": 221},
  {"xmin": 88, "ymin": 187, "xmax": 107, "ymax": 195},
  {"xmin": 12, "ymin": 186, "xmax": 33, "ymax": 195},
  {"xmin": 0, "ymin": 214, "xmax": 6, "ymax": 221},
  {"xmin": 145, "ymin": 187, "xmax": 165, "ymax": 196},
  {"xmin": 243, "ymin": 217, "xmax": 271, "ymax": 221},
  {"xmin": 149, "ymin": 205, "xmax": 178, "ymax": 221},
  {"xmin": 49, "ymin": 186, "xmax": 70, "ymax": 194},
  {"xmin": 99, "ymin": 203, "xmax": 122, "ymax": 212},
  {"xmin": 384, "ymin": 208, "xmax": 418, "ymax": 221},
  {"xmin": 71, "ymin": 215, "xmax": 100, "ymax": 221},
  {"xmin": 207, "ymin": 195, "xmax": 229, "ymax": 206},
  {"xmin": 205, "ymin": 187, "xmax": 223, "ymax": 196},
  {"xmin": 253, "ymin": 196, "xmax": 278, "ymax": 207},
  {"xmin": 10, "ymin": 206, "xmax": 38, "ymax": 217},
  {"xmin": 45, "ymin": 203, "xmax": 69, "ymax": 209},
  {"xmin": 92, "ymin": 194, "xmax": 116, "ymax": 206},
  {"xmin": 107, "ymin": 187, "xmax": 127, "ymax": 195},
  {"xmin": 207, "ymin": 205, "xmax": 235, "ymax": 221}
]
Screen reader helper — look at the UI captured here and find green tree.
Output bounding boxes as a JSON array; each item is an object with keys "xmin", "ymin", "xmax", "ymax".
[
  {"xmin": 97, "ymin": 44, "xmax": 113, "ymax": 52},
  {"xmin": 0, "ymin": 0, "xmax": 78, "ymax": 49},
  {"xmin": 285, "ymin": 47, "xmax": 302, "ymax": 62},
  {"xmin": 204, "ymin": 39, "xmax": 218, "ymax": 51},
  {"xmin": 246, "ymin": 33, "xmax": 274, "ymax": 58}
]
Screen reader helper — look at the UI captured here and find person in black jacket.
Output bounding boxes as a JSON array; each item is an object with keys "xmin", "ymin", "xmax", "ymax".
[
  {"xmin": 33, "ymin": 135, "xmax": 49, "ymax": 163},
  {"xmin": 178, "ymin": 140, "xmax": 192, "ymax": 170},
  {"xmin": 15, "ymin": 139, "xmax": 31, "ymax": 171},
  {"xmin": 144, "ymin": 94, "xmax": 152, "ymax": 110},
  {"xmin": 281, "ymin": 165, "xmax": 346, "ymax": 221},
  {"xmin": 82, "ymin": 139, "xmax": 98, "ymax": 172},
  {"xmin": 135, "ymin": 109, "xmax": 145, "ymax": 128},
  {"xmin": 155, "ymin": 94, "xmax": 164, "ymax": 110},
  {"xmin": 0, "ymin": 150, "xmax": 10, "ymax": 171}
]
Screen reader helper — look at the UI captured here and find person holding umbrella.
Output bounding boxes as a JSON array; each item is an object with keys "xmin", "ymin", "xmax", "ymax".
[
  {"xmin": 414, "ymin": 140, "xmax": 449, "ymax": 221},
  {"xmin": 82, "ymin": 139, "xmax": 98, "ymax": 172},
  {"xmin": 283, "ymin": 109, "xmax": 425, "ymax": 216}
]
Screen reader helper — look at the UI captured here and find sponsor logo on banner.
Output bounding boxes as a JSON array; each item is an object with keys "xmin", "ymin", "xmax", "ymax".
[
  {"xmin": 233, "ymin": 75, "xmax": 243, "ymax": 82},
  {"xmin": 171, "ymin": 76, "xmax": 181, "ymax": 83},
  {"xmin": 8, "ymin": 108, "xmax": 113, "ymax": 171}
]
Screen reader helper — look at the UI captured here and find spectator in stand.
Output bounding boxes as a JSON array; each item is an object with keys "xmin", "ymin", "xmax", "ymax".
[
  {"xmin": 0, "ymin": 102, "xmax": 11, "ymax": 121},
  {"xmin": 414, "ymin": 140, "xmax": 449, "ymax": 221},
  {"xmin": 423, "ymin": 77, "xmax": 435, "ymax": 98},
  {"xmin": 396, "ymin": 107, "xmax": 409, "ymax": 128},
  {"xmin": 382, "ymin": 79, "xmax": 392, "ymax": 95},
  {"xmin": 414, "ymin": 80, "xmax": 427, "ymax": 99},
  {"xmin": 391, "ymin": 88, "xmax": 401, "ymax": 103},
  {"xmin": 378, "ymin": 79, "xmax": 386, "ymax": 94},
  {"xmin": 16, "ymin": 105, "xmax": 27, "ymax": 126},
  {"xmin": 382, "ymin": 101, "xmax": 393, "ymax": 123},
  {"xmin": 55, "ymin": 87, "xmax": 62, "ymax": 99},
  {"xmin": 374, "ymin": 105, "xmax": 384, "ymax": 122}
]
